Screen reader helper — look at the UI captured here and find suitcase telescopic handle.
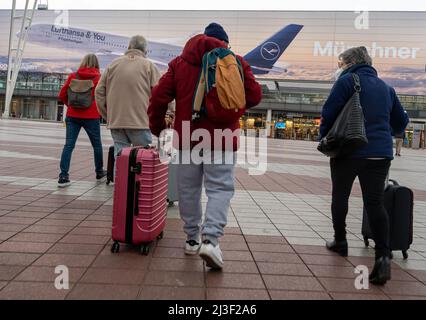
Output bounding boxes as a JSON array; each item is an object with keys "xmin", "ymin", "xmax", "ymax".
[{"xmin": 388, "ymin": 179, "xmax": 399, "ymax": 186}]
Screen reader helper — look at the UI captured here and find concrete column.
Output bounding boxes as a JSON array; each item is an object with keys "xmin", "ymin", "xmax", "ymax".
[
  {"xmin": 34, "ymin": 99, "xmax": 40, "ymax": 119},
  {"xmin": 17, "ymin": 98, "xmax": 23, "ymax": 118},
  {"xmin": 266, "ymin": 109, "xmax": 272, "ymax": 138},
  {"xmin": 63, "ymin": 105, "xmax": 67, "ymax": 122},
  {"xmin": 412, "ymin": 123, "xmax": 423, "ymax": 149}
]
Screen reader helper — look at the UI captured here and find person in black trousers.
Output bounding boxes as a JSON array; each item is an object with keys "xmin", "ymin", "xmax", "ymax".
[{"xmin": 319, "ymin": 47, "xmax": 409, "ymax": 285}]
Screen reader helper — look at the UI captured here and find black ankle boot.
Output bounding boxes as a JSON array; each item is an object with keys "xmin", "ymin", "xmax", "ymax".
[
  {"xmin": 325, "ymin": 239, "xmax": 348, "ymax": 257},
  {"xmin": 369, "ymin": 256, "xmax": 391, "ymax": 285}
]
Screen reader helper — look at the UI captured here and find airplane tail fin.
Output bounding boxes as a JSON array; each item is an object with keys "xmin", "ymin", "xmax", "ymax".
[{"xmin": 244, "ymin": 24, "xmax": 303, "ymax": 75}]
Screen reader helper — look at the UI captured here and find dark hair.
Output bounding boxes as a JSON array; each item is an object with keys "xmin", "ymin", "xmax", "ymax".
[{"xmin": 339, "ymin": 46, "xmax": 372, "ymax": 66}]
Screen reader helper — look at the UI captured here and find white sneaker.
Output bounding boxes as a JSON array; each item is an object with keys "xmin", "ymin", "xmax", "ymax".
[
  {"xmin": 199, "ymin": 240, "xmax": 224, "ymax": 270},
  {"xmin": 184, "ymin": 239, "xmax": 201, "ymax": 255}
]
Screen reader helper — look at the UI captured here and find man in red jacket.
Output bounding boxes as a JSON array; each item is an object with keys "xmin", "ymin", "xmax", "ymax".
[{"xmin": 148, "ymin": 23, "xmax": 262, "ymax": 270}]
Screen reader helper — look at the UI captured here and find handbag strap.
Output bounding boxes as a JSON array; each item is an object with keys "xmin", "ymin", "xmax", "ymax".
[{"xmin": 352, "ymin": 73, "xmax": 361, "ymax": 93}]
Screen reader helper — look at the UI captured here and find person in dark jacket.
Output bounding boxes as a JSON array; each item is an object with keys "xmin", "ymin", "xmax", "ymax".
[
  {"xmin": 58, "ymin": 54, "xmax": 106, "ymax": 187},
  {"xmin": 148, "ymin": 23, "xmax": 262, "ymax": 270},
  {"xmin": 319, "ymin": 46, "xmax": 409, "ymax": 285}
]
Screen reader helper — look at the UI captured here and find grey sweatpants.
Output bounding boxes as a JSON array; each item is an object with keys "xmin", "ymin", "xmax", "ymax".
[{"xmin": 176, "ymin": 150, "xmax": 236, "ymax": 246}]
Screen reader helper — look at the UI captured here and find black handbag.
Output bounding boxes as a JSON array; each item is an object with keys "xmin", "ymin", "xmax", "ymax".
[{"xmin": 317, "ymin": 73, "xmax": 368, "ymax": 158}]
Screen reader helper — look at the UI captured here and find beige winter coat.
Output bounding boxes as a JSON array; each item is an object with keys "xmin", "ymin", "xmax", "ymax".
[{"xmin": 95, "ymin": 49, "xmax": 161, "ymax": 129}]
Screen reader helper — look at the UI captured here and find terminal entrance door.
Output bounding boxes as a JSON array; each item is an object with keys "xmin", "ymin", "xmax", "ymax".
[
  {"xmin": 271, "ymin": 112, "xmax": 321, "ymax": 141},
  {"xmin": 0, "ymin": 97, "xmax": 4, "ymax": 114},
  {"xmin": 10, "ymin": 100, "xmax": 20, "ymax": 118},
  {"xmin": 57, "ymin": 104, "xmax": 64, "ymax": 122}
]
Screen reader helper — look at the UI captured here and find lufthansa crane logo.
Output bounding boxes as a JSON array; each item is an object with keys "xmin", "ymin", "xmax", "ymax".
[{"xmin": 261, "ymin": 42, "xmax": 281, "ymax": 61}]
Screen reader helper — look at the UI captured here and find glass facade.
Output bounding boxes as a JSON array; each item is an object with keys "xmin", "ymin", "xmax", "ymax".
[
  {"xmin": 2, "ymin": 72, "xmax": 426, "ymax": 112},
  {"xmin": 2, "ymin": 72, "xmax": 67, "ymax": 92},
  {"xmin": 270, "ymin": 112, "xmax": 321, "ymax": 141},
  {"xmin": 0, "ymin": 71, "xmax": 65, "ymax": 120},
  {"xmin": 5, "ymin": 97, "xmax": 59, "ymax": 120},
  {"xmin": 0, "ymin": 72, "xmax": 425, "ymax": 140},
  {"xmin": 262, "ymin": 88, "xmax": 426, "ymax": 111}
]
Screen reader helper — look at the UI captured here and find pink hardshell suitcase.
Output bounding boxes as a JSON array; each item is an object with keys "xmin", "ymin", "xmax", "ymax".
[{"xmin": 111, "ymin": 146, "xmax": 168, "ymax": 255}]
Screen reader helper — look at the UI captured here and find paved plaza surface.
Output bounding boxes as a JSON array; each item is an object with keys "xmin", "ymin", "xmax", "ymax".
[{"xmin": 0, "ymin": 119, "xmax": 426, "ymax": 300}]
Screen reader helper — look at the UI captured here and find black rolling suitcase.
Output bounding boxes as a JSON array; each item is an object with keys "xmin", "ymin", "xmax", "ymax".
[
  {"xmin": 362, "ymin": 179, "xmax": 414, "ymax": 259},
  {"xmin": 106, "ymin": 145, "xmax": 115, "ymax": 185}
]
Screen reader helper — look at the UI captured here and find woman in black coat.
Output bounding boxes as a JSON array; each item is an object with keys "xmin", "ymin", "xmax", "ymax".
[{"xmin": 319, "ymin": 47, "xmax": 409, "ymax": 285}]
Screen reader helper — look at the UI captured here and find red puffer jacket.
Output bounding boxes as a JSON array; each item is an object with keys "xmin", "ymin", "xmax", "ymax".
[
  {"xmin": 58, "ymin": 67, "xmax": 101, "ymax": 119},
  {"xmin": 148, "ymin": 34, "xmax": 262, "ymax": 152}
]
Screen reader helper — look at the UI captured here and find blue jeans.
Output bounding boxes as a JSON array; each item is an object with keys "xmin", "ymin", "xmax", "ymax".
[
  {"xmin": 110, "ymin": 129, "xmax": 152, "ymax": 158},
  {"xmin": 59, "ymin": 117, "xmax": 104, "ymax": 177}
]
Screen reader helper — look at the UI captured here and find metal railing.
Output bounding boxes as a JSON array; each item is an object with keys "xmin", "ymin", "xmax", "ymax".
[{"xmin": 0, "ymin": 80, "xmax": 62, "ymax": 92}]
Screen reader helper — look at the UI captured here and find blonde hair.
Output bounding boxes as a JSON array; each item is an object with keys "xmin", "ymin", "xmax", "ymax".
[{"xmin": 79, "ymin": 54, "xmax": 100, "ymax": 69}]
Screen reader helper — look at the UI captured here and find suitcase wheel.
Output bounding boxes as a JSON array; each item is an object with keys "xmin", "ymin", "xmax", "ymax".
[
  {"xmin": 363, "ymin": 237, "xmax": 369, "ymax": 247},
  {"xmin": 111, "ymin": 241, "xmax": 120, "ymax": 253},
  {"xmin": 157, "ymin": 232, "xmax": 164, "ymax": 240},
  {"xmin": 141, "ymin": 245, "xmax": 150, "ymax": 256},
  {"xmin": 402, "ymin": 250, "xmax": 408, "ymax": 260}
]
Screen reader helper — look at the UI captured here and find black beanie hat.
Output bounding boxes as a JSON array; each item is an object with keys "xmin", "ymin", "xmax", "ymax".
[{"xmin": 204, "ymin": 22, "xmax": 229, "ymax": 43}]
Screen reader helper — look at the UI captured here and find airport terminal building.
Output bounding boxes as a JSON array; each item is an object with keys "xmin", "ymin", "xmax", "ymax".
[
  {"xmin": 1, "ymin": 72, "xmax": 425, "ymax": 148},
  {"xmin": 1, "ymin": 10, "xmax": 425, "ymax": 148}
]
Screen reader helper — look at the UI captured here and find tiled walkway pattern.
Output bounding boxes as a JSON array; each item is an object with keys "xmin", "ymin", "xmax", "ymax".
[{"xmin": 1, "ymin": 119, "xmax": 426, "ymax": 300}]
